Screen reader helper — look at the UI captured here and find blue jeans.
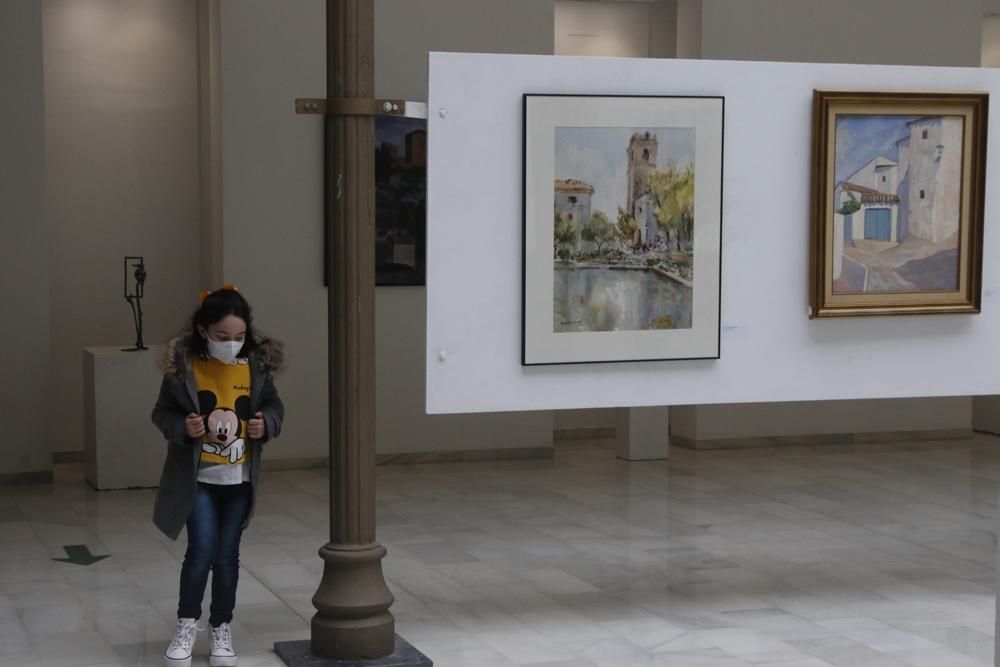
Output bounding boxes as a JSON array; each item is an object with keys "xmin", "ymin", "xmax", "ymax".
[{"xmin": 177, "ymin": 482, "xmax": 252, "ymax": 626}]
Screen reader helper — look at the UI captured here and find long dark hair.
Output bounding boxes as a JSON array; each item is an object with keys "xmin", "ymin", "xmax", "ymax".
[{"xmin": 181, "ymin": 288, "xmax": 266, "ymax": 360}]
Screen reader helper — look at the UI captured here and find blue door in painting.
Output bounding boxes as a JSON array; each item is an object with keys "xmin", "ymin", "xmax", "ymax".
[{"xmin": 863, "ymin": 208, "xmax": 892, "ymax": 241}]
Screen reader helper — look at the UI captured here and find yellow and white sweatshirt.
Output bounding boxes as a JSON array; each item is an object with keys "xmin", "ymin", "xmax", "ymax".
[{"xmin": 193, "ymin": 356, "xmax": 252, "ymax": 485}]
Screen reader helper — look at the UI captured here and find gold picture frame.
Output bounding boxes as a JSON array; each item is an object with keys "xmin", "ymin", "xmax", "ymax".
[{"xmin": 809, "ymin": 90, "xmax": 988, "ymax": 318}]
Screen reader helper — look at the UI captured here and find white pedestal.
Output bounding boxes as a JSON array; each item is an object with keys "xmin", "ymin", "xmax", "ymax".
[
  {"xmin": 974, "ymin": 396, "xmax": 1000, "ymax": 435},
  {"xmin": 615, "ymin": 407, "xmax": 670, "ymax": 461},
  {"xmin": 83, "ymin": 346, "xmax": 165, "ymax": 490},
  {"xmin": 996, "ymin": 493, "xmax": 1000, "ymax": 666}
]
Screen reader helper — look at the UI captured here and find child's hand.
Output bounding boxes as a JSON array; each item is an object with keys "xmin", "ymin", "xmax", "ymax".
[
  {"xmin": 248, "ymin": 412, "xmax": 266, "ymax": 439},
  {"xmin": 185, "ymin": 413, "xmax": 206, "ymax": 439}
]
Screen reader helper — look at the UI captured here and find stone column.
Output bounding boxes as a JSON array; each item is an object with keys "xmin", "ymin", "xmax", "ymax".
[
  {"xmin": 276, "ymin": 2, "xmax": 433, "ymax": 663},
  {"xmin": 313, "ymin": 0, "xmax": 394, "ymax": 659},
  {"xmin": 615, "ymin": 407, "xmax": 670, "ymax": 461}
]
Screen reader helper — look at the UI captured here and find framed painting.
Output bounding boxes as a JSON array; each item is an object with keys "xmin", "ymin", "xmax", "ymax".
[
  {"xmin": 809, "ymin": 90, "xmax": 988, "ymax": 318},
  {"xmin": 375, "ymin": 115, "xmax": 426, "ymax": 286},
  {"xmin": 522, "ymin": 94, "xmax": 724, "ymax": 365}
]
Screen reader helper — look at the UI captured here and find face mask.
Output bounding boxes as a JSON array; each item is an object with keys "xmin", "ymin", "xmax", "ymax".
[{"xmin": 207, "ymin": 338, "xmax": 243, "ymax": 365}]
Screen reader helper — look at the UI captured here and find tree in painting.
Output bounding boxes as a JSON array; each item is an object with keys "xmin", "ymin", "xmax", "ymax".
[
  {"xmin": 553, "ymin": 213, "xmax": 576, "ymax": 260},
  {"xmin": 581, "ymin": 210, "xmax": 618, "ymax": 255},
  {"xmin": 646, "ymin": 165, "xmax": 694, "ymax": 253},
  {"xmin": 616, "ymin": 207, "xmax": 638, "ymax": 243}
]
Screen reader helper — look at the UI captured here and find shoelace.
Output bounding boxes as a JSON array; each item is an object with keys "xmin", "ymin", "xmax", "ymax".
[
  {"xmin": 170, "ymin": 621, "xmax": 199, "ymax": 652},
  {"xmin": 212, "ymin": 624, "xmax": 233, "ymax": 652}
]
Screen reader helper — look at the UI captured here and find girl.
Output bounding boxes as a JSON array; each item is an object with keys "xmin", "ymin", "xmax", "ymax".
[{"xmin": 152, "ymin": 287, "xmax": 285, "ymax": 667}]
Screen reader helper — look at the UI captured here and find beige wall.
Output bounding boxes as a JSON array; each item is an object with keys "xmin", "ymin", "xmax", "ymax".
[
  {"xmin": 43, "ymin": 0, "xmax": 202, "ymax": 454},
  {"xmin": 0, "ymin": 0, "xmax": 50, "ymax": 476},
  {"xmin": 552, "ymin": 0, "xmax": 672, "ymax": 433},
  {"xmin": 376, "ymin": 0, "xmax": 555, "ymax": 101},
  {"xmin": 672, "ymin": 0, "xmax": 982, "ymax": 444},
  {"xmin": 973, "ymin": 396, "xmax": 1000, "ymax": 434},
  {"xmin": 373, "ymin": 0, "xmax": 555, "ymax": 453},
  {"xmin": 218, "ymin": 0, "xmax": 327, "ymax": 462},
  {"xmin": 8, "ymin": 0, "xmax": 990, "ymax": 470},
  {"xmin": 216, "ymin": 0, "xmax": 555, "ymax": 458},
  {"xmin": 554, "ymin": 409, "xmax": 616, "ymax": 431},
  {"xmin": 376, "ymin": 287, "xmax": 553, "ymax": 452},
  {"xmin": 554, "ymin": 1, "xmax": 677, "ymax": 59},
  {"xmin": 198, "ymin": 0, "xmax": 224, "ymax": 289},
  {"xmin": 673, "ymin": 398, "xmax": 972, "ymax": 441},
  {"xmin": 974, "ymin": 7, "xmax": 1000, "ymax": 440},
  {"xmin": 676, "ymin": 0, "xmax": 702, "ymax": 58},
  {"xmin": 983, "ymin": 15, "xmax": 1000, "ymax": 66},
  {"xmin": 700, "ymin": 0, "xmax": 982, "ymax": 65},
  {"xmin": 987, "ymin": 18, "xmax": 1000, "ymax": 437},
  {"xmin": 555, "ymin": 1, "xmax": 656, "ymax": 58},
  {"xmin": 650, "ymin": 1, "xmax": 679, "ymax": 59}
]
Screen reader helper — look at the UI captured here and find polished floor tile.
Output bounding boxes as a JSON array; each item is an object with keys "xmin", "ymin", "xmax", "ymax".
[{"xmin": 0, "ymin": 434, "xmax": 997, "ymax": 665}]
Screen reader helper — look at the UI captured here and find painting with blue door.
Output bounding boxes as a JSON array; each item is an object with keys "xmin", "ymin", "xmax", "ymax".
[
  {"xmin": 833, "ymin": 114, "xmax": 963, "ymax": 293},
  {"xmin": 810, "ymin": 91, "xmax": 986, "ymax": 318}
]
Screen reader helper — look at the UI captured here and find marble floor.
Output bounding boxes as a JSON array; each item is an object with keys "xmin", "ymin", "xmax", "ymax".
[{"xmin": 0, "ymin": 434, "xmax": 997, "ymax": 667}]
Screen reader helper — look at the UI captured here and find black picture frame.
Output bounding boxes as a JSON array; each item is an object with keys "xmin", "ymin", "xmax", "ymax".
[{"xmin": 521, "ymin": 93, "xmax": 725, "ymax": 366}]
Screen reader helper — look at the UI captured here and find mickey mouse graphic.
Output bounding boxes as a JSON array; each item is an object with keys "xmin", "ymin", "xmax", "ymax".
[{"xmin": 198, "ymin": 390, "xmax": 250, "ymax": 464}]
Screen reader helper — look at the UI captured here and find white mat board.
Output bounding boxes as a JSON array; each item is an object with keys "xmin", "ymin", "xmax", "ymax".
[{"xmin": 426, "ymin": 52, "xmax": 1000, "ymax": 414}]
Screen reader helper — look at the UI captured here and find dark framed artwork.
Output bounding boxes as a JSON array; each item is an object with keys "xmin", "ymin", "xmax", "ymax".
[
  {"xmin": 522, "ymin": 94, "xmax": 724, "ymax": 365},
  {"xmin": 375, "ymin": 116, "xmax": 427, "ymax": 286},
  {"xmin": 809, "ymin": 90, "xmax": 988, "ymax": 318}
]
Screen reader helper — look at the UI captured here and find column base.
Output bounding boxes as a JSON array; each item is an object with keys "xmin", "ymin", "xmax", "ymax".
[
  {"xmin": 309, "ymin": 542, "xmax": 395, "ymax": 658},
  {"xmin": 311, "ymin": 543, "xmax": 396, "ymax": 660},
  {"xmin": 275, "ymin": 635, "xmax": 432, "ymax": 666},
  {"xmin": 615, "ymin": 406, "xmax": 670, "ymax": 461}
]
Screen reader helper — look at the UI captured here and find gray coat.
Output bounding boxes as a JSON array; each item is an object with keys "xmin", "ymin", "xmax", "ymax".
[{"xmin": 151, "ymin": 337, "xmax": 285, "ymax": 540}]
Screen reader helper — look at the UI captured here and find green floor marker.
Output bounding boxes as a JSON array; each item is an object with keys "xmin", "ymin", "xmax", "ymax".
[{"xmin": 53, "ymin": 544, "xmax": 109, "ymax": 566}]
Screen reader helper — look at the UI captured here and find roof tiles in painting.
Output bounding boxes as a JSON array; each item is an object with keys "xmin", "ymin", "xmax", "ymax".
[
  {"xmin": 554, "ymin": 179, "xmax": 595, "ymax": 194},
  {"xmin": 839, "ymin": 181, "xmax": 900, "ymax": 204}
]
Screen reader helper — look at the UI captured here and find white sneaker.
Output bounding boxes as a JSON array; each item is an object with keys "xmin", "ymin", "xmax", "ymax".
[
  {"xmin": 210, "ymin": 622, "xmax": 238, "ymax": 666},
  {"xmin": 164, "ymin": 618, "xmax": 199, "ymax": 667}
]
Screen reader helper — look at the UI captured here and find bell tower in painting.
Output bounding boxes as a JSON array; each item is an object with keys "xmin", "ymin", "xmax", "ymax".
[{"xmin": 626, "ymin": 131, "xmax": 658, "ymax": 218}]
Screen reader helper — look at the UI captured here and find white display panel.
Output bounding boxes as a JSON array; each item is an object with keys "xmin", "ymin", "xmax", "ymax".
[{"xmin": 427, "ymin": 52, "xmax": 1000, "ymax": 414}]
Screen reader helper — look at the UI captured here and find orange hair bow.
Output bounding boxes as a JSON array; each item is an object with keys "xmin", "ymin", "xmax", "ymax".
[{"xmin": 199, "ymin": 284, "xmax": 239, "ymax": 303}]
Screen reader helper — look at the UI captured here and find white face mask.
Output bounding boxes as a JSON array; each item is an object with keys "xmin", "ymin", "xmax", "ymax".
[{"xmin": 207, "ymin": 338, "xmax": 243, "ymax": 365}]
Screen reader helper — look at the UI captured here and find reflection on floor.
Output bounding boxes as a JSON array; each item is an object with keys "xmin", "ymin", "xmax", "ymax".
[{"xmin": 0, "ymin": 435, "xmax": 997, "ymax": 666}]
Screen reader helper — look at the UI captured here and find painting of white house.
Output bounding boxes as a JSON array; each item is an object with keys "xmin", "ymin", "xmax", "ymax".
[
  {"xmin": 832, "ymin": 115, "xmax": 963, "ymax": 293},
  {"xmin": 553, "ymin": 127, "xmax": 695, "ymax": 332}
]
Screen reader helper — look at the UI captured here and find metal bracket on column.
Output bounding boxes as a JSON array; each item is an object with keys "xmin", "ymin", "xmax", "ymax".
[{"xmin": 295, "ymin": 97, "xmax": 428, "ymax": 119}]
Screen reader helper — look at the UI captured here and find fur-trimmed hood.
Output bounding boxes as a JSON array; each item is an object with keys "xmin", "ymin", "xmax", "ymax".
[{"xmin": 158, "ymin": 336, "xmax": 285, "ymax": 383}]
